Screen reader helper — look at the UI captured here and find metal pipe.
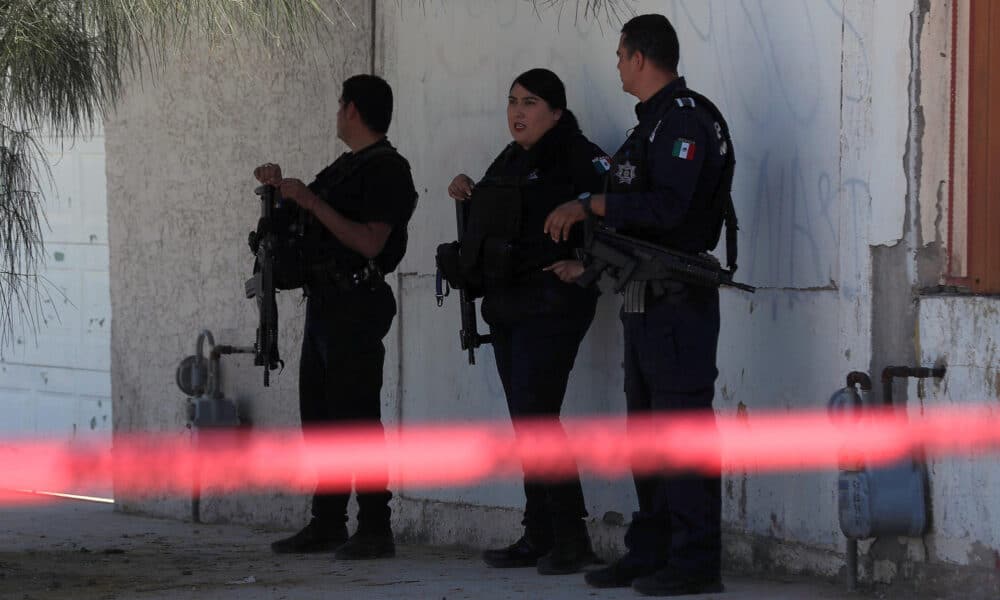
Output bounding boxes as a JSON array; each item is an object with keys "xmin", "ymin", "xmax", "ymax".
[
  {"xmin": 846, "ymin": 371, "xmax": 872, "ymax": 392},
  {"xmin": 881, "ymin": 366, "xmax": 947, "ymax": 407},
  {"xmin": 846, "ymin": 537, "xmax": 858, "ymax": 591},
  {"xmin": 208, "ymin": 345, "xmax": 254, "ymax": 399},
  {"xmin": 842, "ymin": 371, "xmax": 869, "ymax": 591},
  {"xmin": 195, "ymin": 330, "xmax": 215, "ymax": 360}
]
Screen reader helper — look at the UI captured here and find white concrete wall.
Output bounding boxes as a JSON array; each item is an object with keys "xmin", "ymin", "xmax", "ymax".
[
  {"xmin": 917, "ymin": 297, "xmax": 1000, "ymax": 568},
  {"xmin": 904, "ymin": 0, "xmax": 1000, "ymax": 583},
  {"xmin": 381, "ymin": 0, "xmax": 909, "ymax": 577},
  {"xmin": 104, "ymin": 0, "xmax": 1000, "ymax": 590},
  {"xmin": 105, "ymin": 0, "xmax": 372, "ymax": 522}
]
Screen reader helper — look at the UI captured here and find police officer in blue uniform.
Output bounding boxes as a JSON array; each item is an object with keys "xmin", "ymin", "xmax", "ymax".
[
  {"xmin": 256, "ymin": 75, "xmax": 417, "ymax": 560},
  {"xmin": 447, "ymin": 69, "xmax": 610, "ymax": 575},
  {"xmin": 545, "ymin": 14, "xmax": 733, "ymax": 596}
]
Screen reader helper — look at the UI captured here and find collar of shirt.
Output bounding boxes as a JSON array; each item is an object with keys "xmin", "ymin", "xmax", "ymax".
[
  {"xmin": 347, "ymin": 137, "xmax": 392, "ymax": 161},
  {"xmin": 634, "ymin": 77, "xmax": 688, "ymax": 123}
]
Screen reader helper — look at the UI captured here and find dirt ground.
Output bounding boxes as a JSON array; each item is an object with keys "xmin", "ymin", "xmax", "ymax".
[{"xmin": 0, "ymin": 497, "xmax": 902, "ymax": 600}]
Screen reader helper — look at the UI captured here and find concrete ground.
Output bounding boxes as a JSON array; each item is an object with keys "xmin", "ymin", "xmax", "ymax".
[{"xmin": 0, "ymin": 497, "xmax": 867, "ymax": 600}]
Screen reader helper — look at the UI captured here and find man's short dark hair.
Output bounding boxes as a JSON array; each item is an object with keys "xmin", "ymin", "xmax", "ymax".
[
  {"xmin": 342, "ymin": 74, "xmax": 393, "ymax": 134},
  {"xmin": 621, "ymin": 14, "xmax": 680, "ymax": 74}
]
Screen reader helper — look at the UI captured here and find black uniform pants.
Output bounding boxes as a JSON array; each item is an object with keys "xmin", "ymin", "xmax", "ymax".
[
  {"xmin": 486, "ymin": 287, "xmax": 597, "ymax": 546},
  {"xmin": 620, "ymin": 288, "xmax": 721, "ymax": 576},
  {"xmin": 299, "ymin": 282, "xmax": 396, "ymax": 533}
]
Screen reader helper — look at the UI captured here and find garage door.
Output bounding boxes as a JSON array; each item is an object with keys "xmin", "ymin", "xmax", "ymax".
[{"xmin": 0, "ymin": 131, "xmax": 112, "ymax": 492}]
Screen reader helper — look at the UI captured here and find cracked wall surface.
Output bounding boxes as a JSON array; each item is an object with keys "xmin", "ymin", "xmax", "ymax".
[
  {"xmin": 103, "ymin": 0, "xmax": 1000, "ymax": 593},
  {"xmin": 381, "ymin": 0, "xmax": 888, "ymax": 581},
  {"xmin": 106, "ymin": 0, "xmax": 371, "ymax": 524}
]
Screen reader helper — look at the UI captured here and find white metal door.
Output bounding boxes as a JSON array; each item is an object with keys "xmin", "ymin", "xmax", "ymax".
[{"xmin": 0, "ymin": 132, "xmax": 112, "ymax": 490}]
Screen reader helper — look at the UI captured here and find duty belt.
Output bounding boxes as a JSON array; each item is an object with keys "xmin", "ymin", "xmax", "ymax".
[{"xmin": 304, "ymin": 259, "xmax": 384, "ymax": 295}]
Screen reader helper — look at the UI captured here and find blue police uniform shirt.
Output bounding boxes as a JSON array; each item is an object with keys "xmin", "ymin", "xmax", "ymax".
[{"xmin": 604, "ymin": 77, "xmax": 726, "ymax": 253}]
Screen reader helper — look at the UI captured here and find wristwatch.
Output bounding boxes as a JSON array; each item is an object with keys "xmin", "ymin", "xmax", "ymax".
[{"xmin": 577, "ymin": 192, "xmax": 593, "ymax": 216}]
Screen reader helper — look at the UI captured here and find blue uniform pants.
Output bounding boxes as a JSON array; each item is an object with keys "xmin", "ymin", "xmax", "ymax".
[
  {"xmin": 620, "ymin": 287, "xmax": 721, "ymax": 576},
  {"xmin": 299, "ymin": 283, "xmax": 396, "ymax": 533},
  {"xmin": 488, "ymin": 290, "xmax": 597, "ymax": 545}
]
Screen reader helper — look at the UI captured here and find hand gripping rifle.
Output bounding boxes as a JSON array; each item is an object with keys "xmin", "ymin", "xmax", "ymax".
[
  {"xmin": 244, "ymin": 185, "xmax": 285, "ymax": 386},
  {"xmin": 575, "ymin": 220, "xmax": 756, "ymax": 294}
]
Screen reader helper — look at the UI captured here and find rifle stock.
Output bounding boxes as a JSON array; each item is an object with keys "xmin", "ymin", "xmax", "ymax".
[
  {"xmin": 454, "ymin": 199, "xmax": 491, "ymax": 364},
  {"xmin": 580, "ymin": 224, "xmax": 755, "ymax": 294}
]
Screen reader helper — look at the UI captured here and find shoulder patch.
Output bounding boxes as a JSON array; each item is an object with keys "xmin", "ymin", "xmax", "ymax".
[
  {"xmin": 592, "ymin": 155, "xmax": 612, "ymax": 174},
  {"xmin": 675, "ymin": 97, "xmax": 696, "ymax": 109},
  {"xmin": 671, "ymin": 138, "xmax": 697, "ymax": 161}
]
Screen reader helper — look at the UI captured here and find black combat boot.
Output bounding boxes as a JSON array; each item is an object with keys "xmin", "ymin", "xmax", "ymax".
[
  {"xmin": 536, "ymin": 521, "xmax": 601, "ymax": 575},
  {"xmin": 631, "ymin": 566, "xmax": 724, "ymax": 596},
  {"xmin": 584, "ymin": 556, "xmax": 658, "ymax": 588},
  {"xmin": 334, "ymin": 527, "xmax": 395, "ymax": 560},
  {"xmin": 481, "ymin": 534, "xmax": 551, "ymax": 568},
  {"xmin": 271, "ymin": 518, "xmax": 348, "ymax": 554}
]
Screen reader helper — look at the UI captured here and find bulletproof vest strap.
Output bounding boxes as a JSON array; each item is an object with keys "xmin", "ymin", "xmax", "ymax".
[
  {"xmin": 327, "ymin": 145, "xmax": 406, "ymax": 188},
  {"xmin": 308, "ymin": 144, "xmax": 409, "ymax": 269},
  {"xmin": 673, "ymin": 89, "xmax": 739, "ymax": 273},
  {"xmin": 646, "ymin": 88, "xmax": 740, "ymax": 273}
]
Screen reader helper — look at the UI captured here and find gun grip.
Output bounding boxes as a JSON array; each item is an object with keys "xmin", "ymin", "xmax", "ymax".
[{"xmin": 614, "ymin": 260, "xmax": 639, "ymax": 293}]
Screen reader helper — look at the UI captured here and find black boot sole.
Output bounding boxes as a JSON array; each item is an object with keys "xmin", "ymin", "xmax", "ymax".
[
  {"xmin": 482, "ymin": 555, "xmax": 541, "ymax": 568},
  {"xmin": 536, "ymin": 553, "xmax": 603, "ymax": 575}
]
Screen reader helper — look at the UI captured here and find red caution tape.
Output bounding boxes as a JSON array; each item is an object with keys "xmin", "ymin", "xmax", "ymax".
[{"xmin": 1, "ymin": 406, "xmax": 998, "ymax": 502}]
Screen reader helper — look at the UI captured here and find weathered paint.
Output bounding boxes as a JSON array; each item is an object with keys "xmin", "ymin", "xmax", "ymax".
[
  {"xmin": 382, "ymin": 0, "xmax": 893, "ymax": 578},
  {"xmin": 105, "ymin": 0, "xmax": 372, "ymax": 527},
  {"xmin": 0, "ymin": 131, "xmax": 113, "ymax": 476},
  {"xmin": 100, "ymin": 0, "xmax": 1000, "ymax": 592}
]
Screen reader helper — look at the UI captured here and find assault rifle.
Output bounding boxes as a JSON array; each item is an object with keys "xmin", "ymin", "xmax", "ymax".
[
  {"xmin": 576, "ymin": 222, "xmax": 755, "ymax": 294},
  {"xmin": 435, "ymin": 198, "xmax": 493, "ymax": 365},
  {"xmin": 453, "ymin": 199, "xmax": 492, "ymax": 364},
  {"xmin": 244, "ymin": 184, "xmax": 285, "ymax": 386}
]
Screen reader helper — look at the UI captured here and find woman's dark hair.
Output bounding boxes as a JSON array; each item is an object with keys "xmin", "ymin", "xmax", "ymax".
[
  {"xmin": 510, "ymin": 68, "xmax": 580, "ymax": 132},
  {"xmin": 341, "ymin": 74, "xmax": 393, "ymax": 134},
  {"xmin": 621, "ymin": 14, "xmax": 680, "ymax": 74},
  {"xmin": 511, "ymin": 68, "xmax": 567, "ymax": 111}
]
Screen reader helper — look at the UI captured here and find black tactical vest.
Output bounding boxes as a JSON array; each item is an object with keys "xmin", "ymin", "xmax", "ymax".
[
  {"xmin": 305, "ymin": 145, "xmax": 413, "ymax": 275},
  {"xmin": 606, "ymin": 88, "xmax": 739, "ymax": 272}
]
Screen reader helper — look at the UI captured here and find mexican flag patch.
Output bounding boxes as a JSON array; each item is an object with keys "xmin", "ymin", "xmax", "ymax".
[
  {"xmin": 592, "ymin": 155, "xmax": 612, "ymax": 174},
  {"xmin": 672, "ymin": 138, "xmax": 697, "ymax": 160}
]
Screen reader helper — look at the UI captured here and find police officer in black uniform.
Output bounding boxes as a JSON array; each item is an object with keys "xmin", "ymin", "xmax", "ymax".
[
  {"xmin": 447, "ymin": 69, "xmax": 610, "ymax": 575},
  {"xmin": 256, "ymin": 74, "xmax": 417, "ymax": 560},
  {"xmin": 545, "ymin": 15, "xmax": 731, "ymax": 596}
]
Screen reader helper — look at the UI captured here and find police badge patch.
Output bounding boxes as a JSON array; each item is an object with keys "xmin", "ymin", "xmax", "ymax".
[{"xmin": 616, "ymin": 160, "xmax": 637, "ymax": 184}]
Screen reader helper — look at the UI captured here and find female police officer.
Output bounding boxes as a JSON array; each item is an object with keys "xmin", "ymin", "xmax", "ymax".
[{"xmin": 446, "ymin": 68, "xmax": 609, "ymax": 576}]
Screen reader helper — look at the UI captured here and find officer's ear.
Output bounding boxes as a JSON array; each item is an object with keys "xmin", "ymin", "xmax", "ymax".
[
  {"xmin": 343, "ymin": 100, "xmax": 359, "ymax": 122},
  {"xmin": 632, "ymin": 49, "xmax": 647, "ymax": 71},
  {"xmin": 553, "ymin": 108, "xmax": 563, "ymax": 122}
]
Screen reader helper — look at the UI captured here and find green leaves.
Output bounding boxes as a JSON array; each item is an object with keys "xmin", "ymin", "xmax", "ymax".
[{"xmin": 0, "ymin": 0, "xmax": 335, "ymax": 348}]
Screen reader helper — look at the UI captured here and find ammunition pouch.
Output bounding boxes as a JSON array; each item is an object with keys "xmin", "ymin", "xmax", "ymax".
[
  {"xmin": 248, "ymin": 239, "xmax": 308, "ymax": 291},
  {"xmin": 437, "ymin": 182, "xmax": 522, "ymax": 294},
  {"xmin": 436, "ymin": 240, "xmax": 467, "ymax": 288}
]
